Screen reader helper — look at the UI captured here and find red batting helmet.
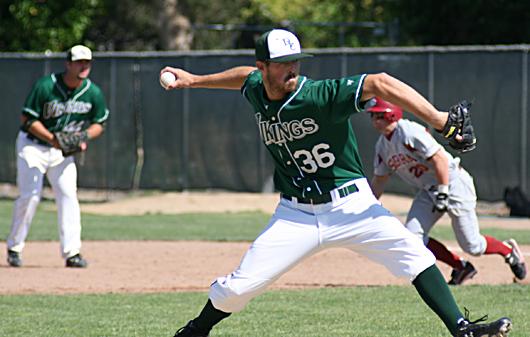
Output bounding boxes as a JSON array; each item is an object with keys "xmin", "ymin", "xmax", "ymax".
[{"xmin": 366, "ymin": 97, "xmax": 403, "ymax": 122}]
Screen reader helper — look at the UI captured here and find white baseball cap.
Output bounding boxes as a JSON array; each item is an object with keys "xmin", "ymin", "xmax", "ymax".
[
  {"xmin": 255, "ymin": 29, "xmax": 313, "ymax": 63},
  {"xmin": 67, "ymin": 45, "xmax": 92, "ymax": 61}
]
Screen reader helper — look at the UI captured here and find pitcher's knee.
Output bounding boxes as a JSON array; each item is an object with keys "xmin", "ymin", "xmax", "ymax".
[
  {"xmin": 209, "ymin": 273, "xmax": 270, "ymax": 313},
  {"xmin": 405, "ymin": 219, "xmax": 425, "ymax": 240}
]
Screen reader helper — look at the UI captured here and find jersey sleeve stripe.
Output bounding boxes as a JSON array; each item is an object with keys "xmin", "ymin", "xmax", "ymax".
[
  {"xmin": 22, "ymin": 107, "xmax": 39, "ymax": 118},
  {"xmin": 94, "ymin": 108, "xmax": 110, "ymax": 123},
  {"xmin": 241, "ymin": 69, "xmax": 259, "ymax": 98},
  {"xmin": 354, "ymin": 74, "xmax": 367, "ymax": 112}
]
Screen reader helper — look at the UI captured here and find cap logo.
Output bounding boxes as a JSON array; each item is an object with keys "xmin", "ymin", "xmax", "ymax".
[
  {"xmin": 283, "ymin": 38, "xmax": 296, "ymax": 50},
  {"xmin": 268, "ymin": 30, "xmax": 302, "ymax": 59},
  {"xmin": 255, "ymin": 29, "xmax": 313, "ymax": 62}
]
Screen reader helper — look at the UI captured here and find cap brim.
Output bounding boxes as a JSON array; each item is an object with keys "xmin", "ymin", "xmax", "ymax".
[{"xmin": 268, "ymin": 53, "xmax": 313, "ymax": 63}]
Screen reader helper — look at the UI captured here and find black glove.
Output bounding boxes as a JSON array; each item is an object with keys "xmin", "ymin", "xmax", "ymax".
[
  {"xmin": 437, "ymin": 100, "xmax": 477, "ymax": 153},
  {"xmin": 54, "ymin": 130, "xmax": 89, "ymax": 156},
  {"xmin": 431, "ymin": 185, "xmax": 449, "ymax": 212}
]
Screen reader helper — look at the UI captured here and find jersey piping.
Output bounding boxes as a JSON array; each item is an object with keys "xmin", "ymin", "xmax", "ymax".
[
  {"xmin": 21, "ymin": 73, "xmax": 109, "ymax": 133},
  {"xmin": 354, "ymin": 74, "xmax": 367, "ymax": 112},
  {"xmin": 277, "ymin": 76, "xmax": 307, "ymax": 178},
  {"xmin": 51, "ymin": 73, "xmax": 67, "ymax": 99},
  {"xmin": 94, "ymin": 109, "xmax": 110, "ymax": 123},
  {"xmin": 274, "ymin": 76, "xmax": 324, "ymax": 197},
  {"xmin": 22, "ymin": 107, "xmax": 39, "ymax": 118},
  {"xmin": 242, "ymin": 71, "xmax": 367, "ymax": 198}
]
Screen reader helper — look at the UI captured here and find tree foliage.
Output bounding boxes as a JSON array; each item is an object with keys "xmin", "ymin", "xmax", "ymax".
[
  {"xmin": 0, "ymin": 0, "xmax": 529, "ymax": 52},
  {"xmin": 85, "ymin": 0, "xmax": 160, "ymax": 50},
  {"xmin": 240, "ymin": 0, "xmax": 392, "ymax": 48},
  {"xmin": 0, "ymin": 0, "xmax": 100, "ymax": 51},
  {"xmin": 387, "ymin": 0, "xmax": 530, "ymax": 46}
]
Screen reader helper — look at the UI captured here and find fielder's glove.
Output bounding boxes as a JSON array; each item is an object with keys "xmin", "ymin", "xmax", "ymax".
[
  {"xmin": 54, "ymin": 131, "xmax": 89, "ymax": 156},
  {"xmin": 437, "ymin": 100, "xmax": 477, "ymax": 153},
  {"xmin": 431, "ymin": 184, "xmax": 449, "ymax": 212}
]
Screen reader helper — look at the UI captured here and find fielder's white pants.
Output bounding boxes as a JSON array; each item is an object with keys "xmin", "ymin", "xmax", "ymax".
[
  {"xmin": 6, "ymin": 131, "xmax": 82, "ymax": 259},
  {"xmin": 405, "ymin": 167, "xmax": 487, "ymax": 256},
  {"xmin": 209, "ymin": 178, "xmax": 435, "ymax": 313}
]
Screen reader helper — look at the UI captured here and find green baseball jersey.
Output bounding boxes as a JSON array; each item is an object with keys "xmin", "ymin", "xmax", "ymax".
[
  {"xmin": 242, "ymin": 70, "xmax": 367, "ymax": 198},
  {"xmin": 21, "ymin": 73, "xmax": 109, "ymax": 133}
]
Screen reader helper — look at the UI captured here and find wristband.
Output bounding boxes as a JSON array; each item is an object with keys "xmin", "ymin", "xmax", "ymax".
[{"xmin": 437, "ymin": 184, "xmax": 449, "ymax": 195}]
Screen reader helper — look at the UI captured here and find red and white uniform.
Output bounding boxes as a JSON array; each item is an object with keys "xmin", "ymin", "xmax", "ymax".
[{"xmin": 373, "ymin": 119, "xmax": 486, "ymax": 256}]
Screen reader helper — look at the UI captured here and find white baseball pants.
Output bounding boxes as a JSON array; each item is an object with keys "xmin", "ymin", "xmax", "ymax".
[
  {"xmin": 6, "ymin": 131, "xmax": 82, "ymax": 258},
  {"xmin": 405, "ymin": 167, "xmax": 487, "ymax": 256},
  {"xmin": 209, "ymin": 178, "xmax": 435, "ymax": 313}
]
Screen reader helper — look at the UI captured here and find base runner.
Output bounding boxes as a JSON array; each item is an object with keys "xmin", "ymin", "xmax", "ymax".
[{"xmin": 368, "ymin": 97, "xmax": 527, "ymax": 285}]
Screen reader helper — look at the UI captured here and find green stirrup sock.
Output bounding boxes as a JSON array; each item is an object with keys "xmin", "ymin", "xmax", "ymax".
[
  {"xmin": 193, "ymin": 299, "xmax": 231, "ymax": 332},
  {"xmin": 413, "ymin": 264, "xmax": 463, "ymax": 335}
]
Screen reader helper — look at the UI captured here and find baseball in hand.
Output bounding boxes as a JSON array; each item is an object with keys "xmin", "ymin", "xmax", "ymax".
[{"xmin": 160, "ymin": 71, "xmax": 176, "ymax": 89}]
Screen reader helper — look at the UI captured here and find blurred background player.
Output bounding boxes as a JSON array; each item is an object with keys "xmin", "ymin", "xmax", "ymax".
[
  {"xmin": 6, "ymin": 45, "xmax": 109, "ymax": 268},
  {"xmin": 368, "ymin": 97, "xmax": 527, "ymax": 284}
]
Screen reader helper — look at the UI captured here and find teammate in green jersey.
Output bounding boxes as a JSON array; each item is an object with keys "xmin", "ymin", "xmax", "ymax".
[
  {"xmin": 162, "ymin": 29, "xmax": 512, "ymax": 337},
  {"xmin": 6, "ymin": 45, "xmax": 109, "ymax": 268}
]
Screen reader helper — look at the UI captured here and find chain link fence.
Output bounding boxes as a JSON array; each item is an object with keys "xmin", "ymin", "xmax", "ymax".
[{"xmin": 0, "ymin": 45, "xmax": 528, "ymax": 201}]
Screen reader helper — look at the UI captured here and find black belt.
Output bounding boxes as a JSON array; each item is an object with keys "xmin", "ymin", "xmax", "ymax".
[
  {"xmin": 26, "ymin": 133, "xmax": 51, "ymax": 147},
  {"xmin": 281, "ymin": 183, "xmax": 359, "ymax": 205}
]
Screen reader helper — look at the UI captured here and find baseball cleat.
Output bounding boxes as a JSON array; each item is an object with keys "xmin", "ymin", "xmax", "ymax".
[
  {"xmin": 503, "ymin": 239, "xmax": 527, "ymax": 280},
  {"xmin": 455, "ymin": 316, "xmax": 512, "ymax": 337},
  {"xmin": 448, "ymin": 261, "xmax": 478, "ymax": 285},
  {"xmin": 7, "ymin": 250, "xmax": 22, "ymax": 267},
  {"xmin": 174, "ymin": 320, "xmax": 209, "ymax": 337},
  {"xmin": 65, "ymin": 254, "xmax": 88, "ymax": 268}
]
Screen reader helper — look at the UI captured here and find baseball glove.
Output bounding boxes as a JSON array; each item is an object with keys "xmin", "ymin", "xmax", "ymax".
[
  {"xmin": 54, "ymin": 131, "xmax": 89, "ymax": 156},
  {"xmin": 437, "ymin": 100, "xmax": 477, "ymax": 153}
]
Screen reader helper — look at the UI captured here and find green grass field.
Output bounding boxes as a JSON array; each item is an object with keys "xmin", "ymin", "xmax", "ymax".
[
  {"xmin": 1, "ymin": 200, "xmax": 529, "ymax": 336},
  {"xmin": 0, "ymin": 200, "xmax": 529, "ymax": 244},
  {"xmin": 1, "ymin": 286, "xmax": 529, "ymax": 337}
]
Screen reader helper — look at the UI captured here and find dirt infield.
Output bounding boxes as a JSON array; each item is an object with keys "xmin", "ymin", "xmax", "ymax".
[
  {"xmin": 79, "ymin": 191, "xmax": 510, "ymax": 217},
  {"xmin": 1, "ymin": 192, "xmax": 529, "ymax": 295}
]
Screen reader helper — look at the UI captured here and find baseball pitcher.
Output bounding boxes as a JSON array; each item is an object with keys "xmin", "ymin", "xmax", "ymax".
[
  {"xmin": 6, "ymin": 45, "xmax": 109, "ymax": 268},
  {"xmin": 162, "ymin": 29, "xmax": 512, "ymax": 337}
]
